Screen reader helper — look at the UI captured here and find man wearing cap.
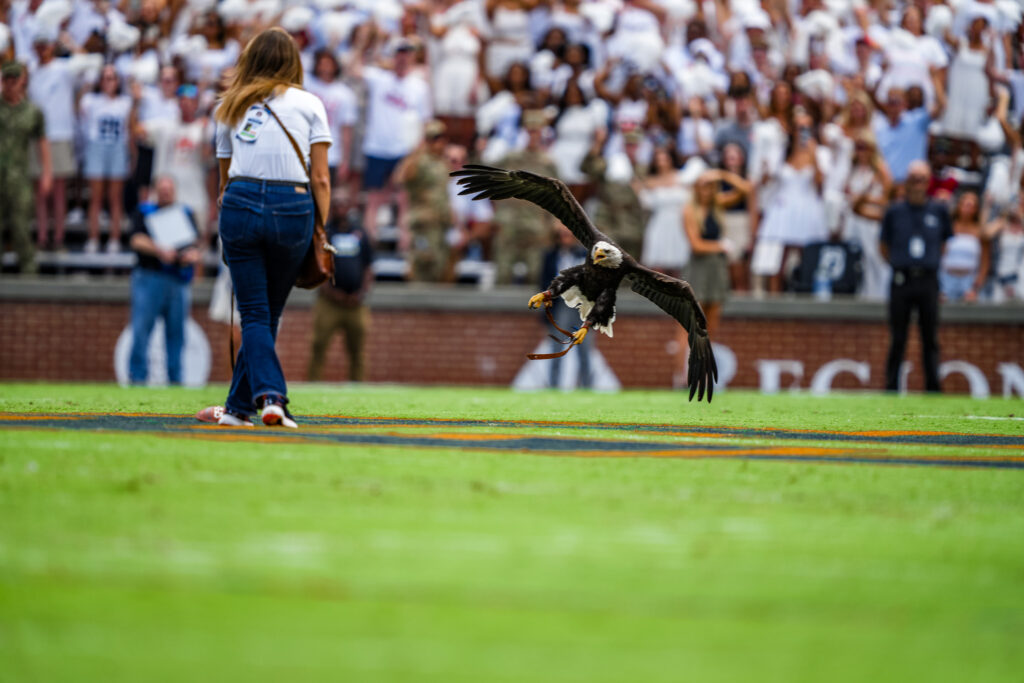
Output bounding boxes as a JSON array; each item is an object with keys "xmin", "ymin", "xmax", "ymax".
[
  {"xmin": 393, "ymin": 119, "xmax": 452, "ymax": 282},
  {"xmin": 492, "ymin": 109, "xmax": 560, "ymax": 285},
  {"xmin": 0, "ymin": 61, "xmax": 51, "ymax": 274},
  {"xmin": 350, "ymin": 36, "xmax": 431, "ymax": 242},
  {"xmin": 880, "ymin": 160, "xmax": 951, "ymax": 392},
  {"xmin": 27, "ymin": 30, "xmax": 76, "ymax": 251},
  {"xmin": 580, "ymin": 126, "xmax": 646, "ymax": 257}
]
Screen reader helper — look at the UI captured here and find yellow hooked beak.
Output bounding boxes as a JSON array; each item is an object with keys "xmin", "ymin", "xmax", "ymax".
[{"xmin": 593, "ymin": 248, "xmax": 606, "ymax": 263}]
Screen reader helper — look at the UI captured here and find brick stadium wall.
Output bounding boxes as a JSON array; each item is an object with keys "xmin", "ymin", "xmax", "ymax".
[{"xmin": 2, "ymin": 298, "xmax": 1021, "ymax": 394}]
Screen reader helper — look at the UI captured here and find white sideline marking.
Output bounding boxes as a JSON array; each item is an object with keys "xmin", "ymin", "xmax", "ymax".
[{"xmin": 917, "ymin": 415, "xmax": 1024, "ymax": 422}]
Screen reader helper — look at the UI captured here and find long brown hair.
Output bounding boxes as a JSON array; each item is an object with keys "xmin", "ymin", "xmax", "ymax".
[{"xmin": 216, "ymin": 28, "xmax": 303, "ymax": 127}]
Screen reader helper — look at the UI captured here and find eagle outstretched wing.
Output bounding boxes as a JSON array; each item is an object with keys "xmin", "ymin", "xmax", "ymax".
[
  {"xmin": 451, "ymin": 164, "xmax": 608, "ymax": 250},
  {"xmin": 627, "ymin": 264, "xmax": 719, "ymax": 402}
]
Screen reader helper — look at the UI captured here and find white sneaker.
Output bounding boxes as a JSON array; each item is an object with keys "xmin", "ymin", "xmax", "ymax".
[
  {"xmin": 83, "ymin": 238, "xmax": 99, "ymax": 254},
  {"xmin": 105, "ymin": 240, "xmax": 121, "ymax": 254},
  {"xmin": 262, "ymin": 403, "xmax": 298, "ymax": 428},
  {"xmin": 217, "ymin": 410, "xmax": 253, "ymax": 427}
]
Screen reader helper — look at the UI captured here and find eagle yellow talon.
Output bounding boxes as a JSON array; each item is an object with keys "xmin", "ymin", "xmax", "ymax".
[
  {"xmin": 528, "ymin": 292, "xmax": 551, "ymax": 309},
  {"xmin": 571, "ymin": 328, "xmax": 588, "ymax": 345}
]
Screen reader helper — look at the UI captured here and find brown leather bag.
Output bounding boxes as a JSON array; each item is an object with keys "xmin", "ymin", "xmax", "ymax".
[{"xmin": 263, "ymin": 103, "xmax": 335, "ymax": 289}]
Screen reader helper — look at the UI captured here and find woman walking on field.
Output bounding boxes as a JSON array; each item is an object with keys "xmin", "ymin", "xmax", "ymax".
[{"xmin": 208, "ymin": 28, "xmax": 332, "ymax": 428}]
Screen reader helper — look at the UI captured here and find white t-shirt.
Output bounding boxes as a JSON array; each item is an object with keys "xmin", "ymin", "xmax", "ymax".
[
  {"xmin": 215, "ymin": 87, "xmax": 332, "ymax": 183},
  {"xmin": 138, "ymin": 87, "xmax": 181, "ymax": 124},
  {"xmin": 80, "ymin": 93, "xmax": 133, "ymax": 145},
  {"xmin": 361, "ymin": 66, "xmax": 432, "ymax": 159},
  {"xmin": 28, "ymin": 59, "xmax": 77, "ymax": 142},
  {"xmin": 305, "ymin": 75, "xmax": 359, "ymax": 167}
]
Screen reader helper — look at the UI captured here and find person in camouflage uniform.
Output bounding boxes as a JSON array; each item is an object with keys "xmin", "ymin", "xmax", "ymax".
[
  {"xmin": 493, "ymin": 109, "xmax": 560, "ymax": 285},
  {"xmin": 0, "ymin": 62, "xmax": 51, "ymax": 274},
  {"xmin": 580, "ymin": 128, "xmax": 648, "ymax": 258},
  {"xmin": 394, "ymin": 119, "xmax": 452, "ymax": 282}
]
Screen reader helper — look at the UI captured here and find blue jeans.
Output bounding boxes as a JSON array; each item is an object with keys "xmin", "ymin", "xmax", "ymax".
[
  {"xmin": 130, "ymin": 268, "xmax": 190, "ymax": 384},
  {"xmin": 940, "ymin": 268, "xmax": 975, "ymax": 301},
  {"xmin": 219, "ymin": 180, "xmax": 314, "ymax": 415}
]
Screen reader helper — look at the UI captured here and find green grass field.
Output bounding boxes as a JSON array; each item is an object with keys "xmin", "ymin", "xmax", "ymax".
[{"xmin": 1, "ymin": 383, "xmax": 1022, "ymax": 682}]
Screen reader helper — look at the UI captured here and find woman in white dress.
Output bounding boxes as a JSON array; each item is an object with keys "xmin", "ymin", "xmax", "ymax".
[
  {"xmin": 483, "ymin": 0, "xmax": 536, "ymax": 86},
  {"xmin": 755, "ymin": 110, "xmax": 828, "ymax": 292},
  {"xmin": 941, "ymin": 15, "xmax": 993, "ymax": 142},
  {"xmin": 638, "ymin": 146, "xmax": 690, "ymax": 277},
  {"xmin": 841, "ymin": 133, "xmax": 892, "ymax": 300},
  {"xmin": 549, "ymin": 79, "xmax": 607, "ymax": 187},
  {"xmin": 430, "ymin": 2, "xmax": 484, "ymax": 119}
]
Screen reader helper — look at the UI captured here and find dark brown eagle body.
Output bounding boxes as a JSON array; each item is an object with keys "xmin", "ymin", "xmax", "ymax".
[
  {"xmin": 451, "ymin": 164, "xmax": 718, "ymax": 402},
  {"xmin": 547, "ymin": 255, "xmax": 625, "ymax": 334}
]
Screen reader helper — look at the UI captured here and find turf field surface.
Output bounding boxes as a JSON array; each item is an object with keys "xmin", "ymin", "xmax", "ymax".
[{"xmin": 1, "ymin": 383, "xmax": 1022, "ymax": 682}]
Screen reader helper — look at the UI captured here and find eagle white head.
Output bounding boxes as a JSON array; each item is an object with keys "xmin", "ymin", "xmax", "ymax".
[{"xmin": 591, "ymin": 240, "xmax": 623, "ymax": 269}]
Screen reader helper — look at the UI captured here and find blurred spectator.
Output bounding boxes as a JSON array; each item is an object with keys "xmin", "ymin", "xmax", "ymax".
[
  {"xmin": 134, "ymin": 65, "xmax": 182, "ymax": 203},
  {"xmin": 754, "ymin": 107, "xmax": 827, "ymax": 292},
  {"xmin": 549, "ymin": 78, "xmax": 605, "ymax": 192},
  {"xmin": 483, "ymin": 0, "xmax": 534, "ymax": 86},
  {"xmin": 27, "ymin": 31, "xmax": 74, "ymax": 251},
  {"xmin": 677, "ymin": 96, "xmax": 714, "ymax": 160},
  {"xmin": 135, "ymin": 82, "xmax": 211, "ymax": 241},
  {"xmin": 128, "ymin": 176, "xmax": 200, "ymax": 385},
  {"xmin": 308, "ymin": 204, "xmax": 374, "ymax": 383},
  {"xmin": 477, "ymin": 61, "xmax": 534, "ymax": 162},
  {"xmin": 0, "ymin": 60, "xmax": 49, "ymax": 274},
  {"xmin": 580, "ymin": 127, "xmax": 646, "ymax": 257},
  {"xmin": 492, "ymin": 108, "xmax": 558, "ymax": 284},
  {"xmin": 941, "ymin": 12, "xmax": 992, "ymax": 143},
  {"xmin": 81, "ymin": 64, "xmax": 134, "ymax": 253},
  {"xmin": 306, "ymin": 49, "xmax": 357, "ymax": 189},
  {"xmin": 714, "ymin": 88, "xmax": 756, "ymax": 159},
  {"xmin": 940, "ymin": 191, "xmax": 989, "ymax": 302},
  {"xmin": 841, "ymin": 132, "xmax": 892, "ymax": 300},
  {"xmin": 638, "ymin": 145, "xmax": 688, "ymax": 277},
  {"xmin": 715, "ymin": 142, "xmax": 757, "ymax": 291},
  {"xmin": 446, "ymin": 142, "xmax": 494, "ymax": 277},
  {"xmin": 394, "ymin": 119, "xmax": 452, "ymax": 282},
  {"xmin": 540, "ymin": 221, "xmax": 591, "ymax": 389},
  {"xmin": 873, "ymin": 79, "xmax": 945, "ymax": 185},
  {"xmin": 683, "ymin": 168, "xmax": 753, "ymax": 339},
  {"xmin": 881, "ymin": 161, "xmax": 951, "ymax": 393},
  {"xmin": 428, "ymin": 0, "xmax": 484, "ymax": 132},
  {"xmin": 986, "ymin": 205, "xmax": 1024, "ymax": 302},
  {"xmin": 351, "ymin": 37, "xmax": 431, "ymax": 242}
]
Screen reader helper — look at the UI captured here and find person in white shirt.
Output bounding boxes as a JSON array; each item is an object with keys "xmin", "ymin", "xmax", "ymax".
[
  {"xmin": 80, "ymin": 64, "xmax": 135, "ymax": 253},
  {"xmin": 210, "ymin": 27, "xmax": 332, "ymax": 429},
  {"xmin": 351, "ymin": 38, "xmax": 432, "ymax": 243},
  {"xmin": 305, "ymin": 49, "xmax": 357, "ymax": 188},
  {"xmin": 134, "ymin": 65, "xmax": 182, "ymax": 202},
  {"xmin": 135, "ymin": 83, "xmax": 211, "ymax": 240},
  {"xmin": 27, "ymin": 32, "xmax": 77, "ymax": 250}
]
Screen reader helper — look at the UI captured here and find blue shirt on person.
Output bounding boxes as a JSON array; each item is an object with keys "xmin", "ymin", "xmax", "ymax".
[
  {"xmin": 873, "ymin": 108, "xmax": 931, "ymax": 183},
  {"xmin": 881, "ymin": 199, "xmax": 953, "ymax": 271}
]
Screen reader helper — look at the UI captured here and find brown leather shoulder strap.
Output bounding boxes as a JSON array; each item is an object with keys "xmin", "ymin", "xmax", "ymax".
[{"xmin": 263, "ymin": 102, "xmax": 310, "ymax": 181}]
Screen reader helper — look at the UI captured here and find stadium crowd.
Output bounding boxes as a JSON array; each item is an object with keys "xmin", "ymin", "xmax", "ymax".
[{"xmin": 3, "ymin": 0, "xmax": 1024, "ymax": 304}]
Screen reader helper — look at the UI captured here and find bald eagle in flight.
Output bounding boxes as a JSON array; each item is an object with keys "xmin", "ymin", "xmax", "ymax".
[{"xmin": 451, "ymin": 164, "xmax": 718, "ymax": 403}]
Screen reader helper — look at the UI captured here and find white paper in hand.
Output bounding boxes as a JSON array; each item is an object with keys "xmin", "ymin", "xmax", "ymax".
[{"xmin": 145, "ymin": 205, "xmax": 196, "ymax": 250}]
